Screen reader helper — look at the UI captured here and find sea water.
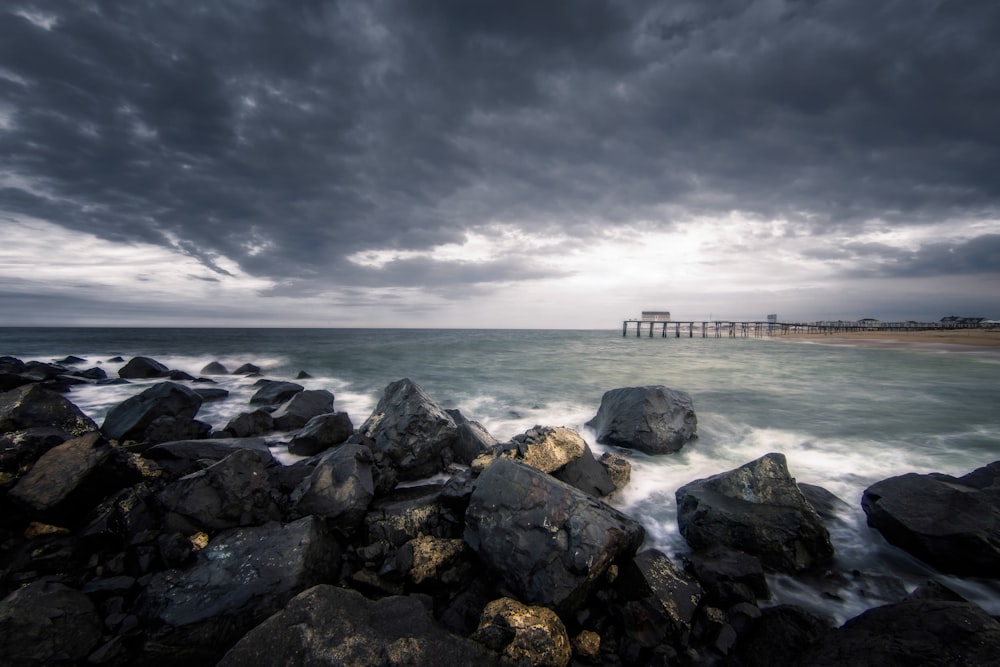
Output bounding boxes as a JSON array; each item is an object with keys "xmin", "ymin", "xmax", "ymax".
[{"xmin": 2, "ymin": 327, "xmax": 998, "ymax": 622}]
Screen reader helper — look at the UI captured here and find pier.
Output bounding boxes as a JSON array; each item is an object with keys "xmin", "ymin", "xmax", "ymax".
[{"xmin": 621, "ymin": 319, "xmax": 986, "ymax": 338}]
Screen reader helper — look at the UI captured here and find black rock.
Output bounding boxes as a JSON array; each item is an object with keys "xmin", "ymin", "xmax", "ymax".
[
  {"xmin": 218, "ymin": 585, "xmax": 506, "ymax": 667},
  {"xmin": 142, "ymin": 415, "xmax": 212, "ymax": 445},
  {"xmin": 118, "ymin": 356, "xmax": 170, "ymax": 379},
  {"xmin": 364, "ymin": 483, "xmax": 457, "ymax": 549},
  {"xmin": 0, "ymin": 426, "xmax": 71, "ymax": 472},
  {"xmin": 861, "ymin": 462, "xmax": 1000, "ymax": 577},
  {"xmin": 200, "ymin": 361, "xmax": 229, "ymax": 375},
  {"xmin": 287, "ymin": 412, "xmax": 354, "ymax": 456},
  {"xmin": 0, "ymin": 383, "xmax": 99, "ymax": 436},
  {"xmin": 166, "ymin": 369, "xmax": 196, "ymax": 381},
  {"xmin": 249, "ymin": 380, "xmax": 304, "ymax": 405},
  {"xmin": 101, "ymin": 382, "xmax": 203, "ymax": 443},
  {"xmin": 586, "ymin": 385, "xmax": 698, "ymax": 455},
  {"xmin": 290, "ymin": 444, "xmax": 374, "ymax": 532},
  {"xmin": 231, "ymin": 363, "xmax": 261, "ymax": 375},
  {"xmin": 193, "ymin": 387, "xmax": 229, "ymax": 402},
  {"xmin": 617, "ymin": 548, "xmax": 704, "ymax": 647},
  {"xmin": 446, "ymin": 409, "xmax": 497, "ymax": 465},
  {"xmin": 675, "ymin": 453, "xmax": 833, "ymax": 572},
  {"xmin": 140, "ymin": 516, "xmax": 340, "ymax": 665},
  {"xmin": 222, "ymin": 408, "xmax": 275, "ymax": 438},
  {"xmin": 271, "ymin": 389, "xmax": 334, "ymax": 431},
  {"xmin": 0, "ymin": 372, "xmax": 33, "ymax": 392},
  {"xmin": 21, "ymin": 360, "xmax": 69, "ymax": 382},
  {"xmin": 465, "ymin": 457, "xmax": 645, "ymax": 611},
  {"xmin": 360, "ymin": 378, "xmax": 459, "ymax": 481},
  {"xmin": 685, "ymin": 545, "xmax": 770, "ymax": 605},
  {"xmin": 159, "ymin": 448, "xmax": 283, "ymax": 534},
  {"xmin": 72, "ymin": 366, "xmax": 107, "ymax": 381},
  {"xmin": 0, "ymin": 581, "xmax": 102, "ymax": 666},
  {"xmin": 295, "ymin": 370, "xmax": 312, "ymax": 379},
  {"xmin": 55, "ymin": 355, "xmax": 86, "ymax": 365},
  {"xmin": 802, "ymin": 588, "xmax": 1000, "ymax": 666},
  {"xmin": 552, "ymin": 441, "xmax": 617, "ymax": 498},
  {"xmin": 142, "ymin": 437, "xmax": 273, "ymax": 478},
  {"xmin": 733, "ymin": 604, "xmax": 833, "ymax": 667}
]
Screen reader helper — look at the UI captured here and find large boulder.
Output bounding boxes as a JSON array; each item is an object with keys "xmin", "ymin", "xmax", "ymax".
[
  {"xmin": 552, "ymin": 441, "xmax": 617, "ymax": 498},
  {"xmin": 249, "ymin": 380, "xmax": 304, "ymax": 405},
  {"xmin": 801, "ymin": 583, "xmax": 1000, "ymax": 666},
  {"xmin": 289, "ymin": 444, "xmax": 374, "ymax": 532},
  {"xmin": 473, "ymin": 597, "xmax": 572, "ymax": 667},
  {"xmin": 675, "ymin": 453, "xmax": 833, "ymax": 572},
  {"xmin": 221, "ymin": 408, "xmax": 274, "ymax": 438},
  {"xmin": 446, "ymin": 409, "xmax": 498, "ymax": 465},
  {"xmin": 465, "ymin": 457, "xmax": 645, "ymax": 611},
  {"xmin": 158, "ymin": 448, "xmax": 282, "ymax": 534},
  {"xmin": 118, "ymin": 356, "xmax": 170, "ymax": 379},
  {"xmin": 217, "ymin": 584, "xmax": 506, "ymax": 667},
  {"xmin": 200, "ymin": 361, "xmax": 228, "ymax": 375},
  {"xmin": 496, "ymin": 425, "xmax": 587, "ymax": 474},
  {"xmin": 0, "ymin": 426, "xmax": 71, "ymax": 473},
  {"xmin": 142, "ymin": 437, "xmax": 274, "ymax": 478},
  {"xmin": 0, "ymin": 581, "xmax": 102, "ymax": 666},
  {"xmin": 101, "ymin": 382, "xmax": 203, "ymax": 443},
  {"xmin": 861, "ymin": 462, "xmax": 1000, "ymax": 577},
  {"xmin": 0, "ymin": 384, "xmax": 99, "ymax": 436},
  {"xmin": 270, "ymin": 389, "xmax": 334, "ymax": 431},
  {"xmin": 616, "ymin": 549, "xmax": 703, "ymax": 648},
  {"xmin": 287, "ymin": 412, "xmax": 354, "ymax": 456},
  {"xmin": 360, "ymin": 378, "xmax": 459, "ymax": 480},
  {"xmin": 140, "ymin": 516, "xmax": 340, "ymax": 664},
  {"xmin": 586, "ymin": 386, "xmax": 697, "ymax": 455}
]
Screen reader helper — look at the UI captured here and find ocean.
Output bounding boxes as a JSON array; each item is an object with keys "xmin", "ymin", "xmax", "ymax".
[{"xmin": 3, "ymin": 327, "xmax": 998, "ymax": 622}]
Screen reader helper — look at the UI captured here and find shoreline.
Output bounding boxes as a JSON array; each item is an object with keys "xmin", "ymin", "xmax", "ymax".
[{"xmin": 773, "ymin": 328, "xmax": 1000, "ymax": 352}]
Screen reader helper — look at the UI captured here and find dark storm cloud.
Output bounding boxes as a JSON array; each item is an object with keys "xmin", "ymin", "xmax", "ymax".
[{"xmin": 2, "ymin": 0, "xmax": 999, "ymax": 292}]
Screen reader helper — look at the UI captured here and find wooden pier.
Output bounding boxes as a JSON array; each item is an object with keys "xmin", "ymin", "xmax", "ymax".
[{"xmin": 622, "ymin": 319, "xmax": 985, "ymax": 338}]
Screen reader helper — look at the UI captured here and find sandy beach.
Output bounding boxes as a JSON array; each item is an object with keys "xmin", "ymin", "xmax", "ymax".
[{"xmin": 777, "ymin": 328, "xmax": 1000, "ymax": 350}]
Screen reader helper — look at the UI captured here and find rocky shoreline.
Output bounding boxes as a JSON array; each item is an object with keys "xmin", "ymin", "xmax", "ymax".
[{"xmin": 2, "ymin": 355, "xmax": 999, "ymax": 666}]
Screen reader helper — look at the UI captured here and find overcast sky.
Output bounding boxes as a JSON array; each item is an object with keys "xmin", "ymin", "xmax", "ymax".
[{"xmin": 2, "ymin": 1, "xmax": 999, "ymax": 328}]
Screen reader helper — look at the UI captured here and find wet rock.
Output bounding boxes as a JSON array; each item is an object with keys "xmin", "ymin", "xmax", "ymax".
[
  {"xmin": 55, "ymin": 355, "xmax": 86, "ymax": 365},
  {"xmin": 140, "ymin": 516, "xmax": 340, "ymax": 664},
  {"xmin": 222, "ymin": 408, "xmax": 274, "ymax": 438},
  {"xmin": 599, "ymin": 451, "xmax": 632, "ymax": 491},
  {"xmin": 287, "ymin": 411, "xmax": 354, "ymax": 456},
  {"xmin": 365, "ymin": 484, "xmax": 457, "ymax": 548},
  {"xmin": 494, "ymin": 425, "xmax": 587, "ymax": 474},
  {"xmin": 473, "ymin": 597, "xmax": 571, "ymax": 667},
  {"xmin": 733, "ymin": 604, "xmax": 833, "ymax": 667},
  {"xmin": 142, "ymin": 414, "xmax": 212, "ymax": 445},
  {"xmin": 295, "ymin": 370, "xmax": 312, "ymax": 379},
  {"xmin": 159, "ymin": 448, "xmax": 282, "ymax": 534},
  {"xmin": 143, "ymin": 437, "xmax": 274, "ymax": 478},
  {"xmin": 572, "ymin": 630, "xmax": 601, "ymax": 663},
  {"xmin": 360, "ymin": 378, "xmax": 459, "ymax": 480},
  {"xmin": 465, "ymin": 457, "xmax": 645, "ymax": 611},
  {"xmin": 81, "ymin": 482, "xmax": 159, "ymax": 546},
  {"xmin": 586, "ymin": 385, "xmax": 697, "ymax": 455},
  {"xmin": 802, "ymin": 585, "xmax": 1000, "ymax": 666},
  {"xmin": 861, "ymin": 461, "xmax": 1000, "ymax": 577},
  {"xmin": 231, "ymin": 362, "xmax": 260, "ymax": 375},
  {"xmin": 193, "ymin": 387, "xmax": 228, "ymax": 402},
  {"xmin": 552, "ymin": 441, "xmax": 616, "ymax": 498},
  {"xmin": 799, "ymin": 482, "xmax": 852, "ymax": 523},
  {"xmin": 675, "ymin": 453, "xmax": 833, "ymax": 572},
  {"xmin": 617, "ymin": 548, "xmax": 703, "ymax": 648},
  {"xmin": 73, "ymin": 366, "xmax": 107, "ymax": 381},
  {"xmin": 447, "ymin": 408, "xmax": 498, "ymax": 465},
  {"xmin": 249, "ymin": 380, "xmax": 304, "ymax": 405},
  {"xmin": 217, "ymin": 584, "xmax": 506, "ymax": 667},
  {"xmin": 685, "ymin": 546, "xmax": 770, "ymax": 605},
  {"xmin": 289, "ymin": 444, "xmax": 374, "ymax": 532},
  {"xmin": 271, "ymin": 389, "xmax": 334, "ymax": 431},
  {"xmin": 404, "ymin": 535, "xmax": 468, "ymax": 585},
  {"xmin": 8, "ymin": 432, "xmax": 124, "ymax": 520},
  {"xmin": 0, "ymin": 426, "xmax": 71, "ymax": 472},
  {"xmin": 0, "ymin": 581, "xmax": 102, "ymax": 666},
  {"xmin": 0, "ymin": 383, "xmax": 99, "ymax": 436},
  {"xmin": 200, "ymin": 361, "xmax": 228, "ymax": 375},
  {"xmin": 118, "ymin": 356, "xmax": 170, "ymax": 379},
  {"xmin": 101, "ymin": 382, "xmax": 204, "ymax": 444}
]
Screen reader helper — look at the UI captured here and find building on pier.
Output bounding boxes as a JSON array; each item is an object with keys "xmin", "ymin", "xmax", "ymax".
[{"xmin": 641, "ymin": 311, "xmax": 671, "ymax": 322}]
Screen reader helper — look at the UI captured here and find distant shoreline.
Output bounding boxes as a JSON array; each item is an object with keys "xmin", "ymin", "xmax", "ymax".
[{"xmin": 775, "ymin": 328, "xmax": 1000, "ymax": 351}]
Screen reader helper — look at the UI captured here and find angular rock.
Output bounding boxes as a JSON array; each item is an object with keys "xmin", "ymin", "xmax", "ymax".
[
  {"xmin": 143, "ymin": 437, "xmax": 274, "ymax": 478},
  {"xmin": 193, "ymin": 387, "xmax": 229, "ymax": 402},
  {"xmin": 0, "ymin": 426, "xmax": 71, "ymax": 472},
  {"xmin": 599, "ymin": 451, "xmax": 632, "ymax": 491},
  {"xmin": 360, "ymin": 378, "xmax": 459, "ymax": 480},
  {"xmin": 617, "ymin": 549, "xmax": 703, "ymax": 647},
  {"xmin": 465, "ymin": 457, "xmax": 645, "ymax": 611},
  {"xmin": 675, "ymin": 453, "xmax": 833, "ymax": 572},
  {"xmin": 82, "ymin": 482, "xmax": 159, "ymax": 546},
  {"xmin": 270, "ymin": 389, "xmax": 334, "ymax": 431},
  {"xmin": 499, "ymin": 425, "xmax": 587, "ymax": 474},
  {"xmin": 8, "ymin": 432, "xmax": 116, "ymax": 518},
  {"xmin": 290, "ymin": 444, "xmax": 374, "ymax": 531},
  {"xmin": 552, "ymin": 441, "xmax": 616, "ymax": 498},
  {"xmin": 365, "ymin": 484, "xmax": 457, "ymax": 548},
  {"xmin": 222, "ymin": 408, "xmax": 274, "ymax": 438},
  {"xmin": 0, "ymin": 581, "xmax": 102, "ymax": 666},
  {"xmin": 72, "ymin": 366, "xmax": 107, "ymax": 381},
  {"xmin": 142, "ymin": 414, "xmax": 212, "ymax": 445},
  {"xmin": 447, "ymin": 408, "xmax": 498, "ymax": 465},
  {"xmin": 732, "ymin": 604, "xmax": 832, "ymax": 667},
  {"xmin": 0, "ymin": 383, "xmax": 99, "ymax": 436},
  {"xmin": 141, "ymin": 516, "xmax": 340, "ymax": 664},
  {"xmin": 474, "ymin": 597, "xmax": 572, "ymax": 667},
  {"xmin": 200, "ymin": 361, "xmax": 229, "ymax": 375},
  {"xmin": 685, "ymin": 545, "xmax": 770, "ymax": 604},
  {"xmin": 159, "ymin": 448, "xmax": 282, "ymax": 534},
  {"xmin": 249, "ymin": 380, "xmax": 303, "ymax": 405},
  {"xmin": 287, "ymin": 411, "xmax": 354, "ymax": 456},
  {"xmin": 231, "ymin": 363, "xmax": 260, "ymax": 375},
  {"xmin": 405, "ymin": 534, "xmax": 468, "ymax": 586},
  {"xmin": 101, "ymin": 382, "xmax": 203, "ymax": 443},
  {"xmin": 802, "ymin": 588, "xmax": 1000, "ymax": 666},
  {"xmin": 861, "ymin": 462, "xmax": 1000, "ymax": 577},
  {"xmin": 586, "ymin": 385, "xmax": 697, "ymax": 455},
  {"xmin": 217, "ymin": 584, "xmax": 505, "ymax": 667},
  {"xmin": 118, "ymin": 356, "xmax": 170, "ymax": 379}
]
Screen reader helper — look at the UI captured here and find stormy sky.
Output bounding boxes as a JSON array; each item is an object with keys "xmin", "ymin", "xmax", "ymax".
[{"xmin": 2, "ymin": 0, "xmax": 999, "ymax": 327}]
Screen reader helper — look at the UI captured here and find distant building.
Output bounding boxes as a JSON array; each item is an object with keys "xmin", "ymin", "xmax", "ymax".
[
  {"xmin": 641, "ymin": 311, "xmax": 671, "ymax": 322},
  {"xmin": 767, "ymin": 314, "xmax": 777, "ymax": 323}
]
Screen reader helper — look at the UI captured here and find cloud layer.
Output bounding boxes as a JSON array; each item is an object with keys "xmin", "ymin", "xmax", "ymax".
[{"xmin": 2, "ymin": 1, "xmax": 999, "ymax": 325}]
